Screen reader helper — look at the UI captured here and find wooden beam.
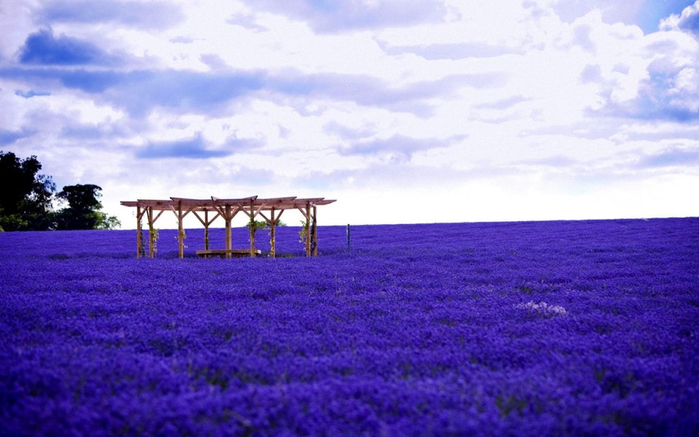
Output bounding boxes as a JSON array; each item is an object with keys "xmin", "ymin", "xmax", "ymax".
[
  {"xmin": 275, "ymin": 209, "xmax": 285, "ymax": 225},
  {"xmin": 137, "ymin": 199, "xmax": 175, "ymax": 204},
  {"xmin": 211, "ymin": 195, "xmax": 258, "ymax": 203},
  {"xmin": 313, "ymin": 199, "xmax": 337, "ymax": 206},
  {"xmin": 191, "ymin": 210, "xmax": 206, "ymax": 227},
  {"xmin": 239, "ymin": 200, "xmax": 263, "ymax": 220},
  {"xmin": 213, "ymin": 204, "xmax": 226, "ymax": 219},
  {"xmin": 294, "ymin": 197, "xmax": 325, "ymax": 203},
  {"xmin": 170, "ymin": 197, "xmax": 223, "ymax": 207},
  {"xmin": 135, "ymin": 199, "xmax": 177, "ymax": 211},
  {"xmin": 258, "ymin": 211, "xmax": 271, "ymax": 223},
  {"xmin": 168, "ymin": 204, "xmax": 191, "ymax": 220},
  {"xmin": 152, "ymin": 209, "xmax": 165, "ymax": 224},
  {"xmin": 254, "ymin": 196, "xmax": 296, "ymax": 204},
  {"xmin": 205, "ymin": 210, "xmax": 220, "ymax": 226},
  {"xmin": 258, "ymin": 207, "xmax": 285, "ymax": 225}
]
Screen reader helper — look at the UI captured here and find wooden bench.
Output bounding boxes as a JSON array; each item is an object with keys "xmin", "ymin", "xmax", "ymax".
[{"xmin": 196, "ymin": 249, "xmax": 262, "ymax": 259}]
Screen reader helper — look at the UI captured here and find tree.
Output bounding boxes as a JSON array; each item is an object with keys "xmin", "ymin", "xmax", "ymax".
[
  {"xmin": 55, "ymin": 184, "xmax": 121, "ymax": 230},
  {"xmin": 1, "ymin": 151, "xmax": 121, "ymax": 231},
  {"xmin": 0, "ymin": 151, "xmax": 56, "ymax": 231}
]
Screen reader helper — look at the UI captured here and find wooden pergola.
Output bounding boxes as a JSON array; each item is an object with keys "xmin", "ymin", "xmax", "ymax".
[{"xmin": 120, "ymin": 196, "xmax": 336, "ymax": 259}]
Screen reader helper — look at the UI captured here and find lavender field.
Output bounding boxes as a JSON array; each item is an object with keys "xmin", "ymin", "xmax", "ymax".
[{"xmin": 1, "ymin": 218, "xmax": 698, "ymax": 436}]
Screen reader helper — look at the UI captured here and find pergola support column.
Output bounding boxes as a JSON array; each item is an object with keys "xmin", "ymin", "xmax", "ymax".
[
  {"xmin": 270, "ymin": 208, "xmax": 276, "ymax": 259},
  {"xmin": 225, "ymin": 205, "xmax": 232, "ymax": 260},
  {"xmin": 312, "ymin": 205, "xmax": 318, "ymax": 256},
  {"xmin": 136, "ymin": 206, "xmax": 143, "ymax": 258},
  {"xmin": 249, "ymin": 199, "xmax": 256, "ymax": 257},
  {"xmin": 170, "ymin": 202, "xmax": 191, "ymax": 259},
  {"xmin": 146, "ymin": 207, "xmax": 165, "ymax": 258},
  {"xmin": 193, "ymin": 209, "xmax": 220, "ymax": 252},
  {"xmin": 305, "ymin": 202, "xmax": 311, "ymax": 257},
  {"xmin": 147, "ymin": 207, "xmax": 155, "ymax": 258},
  {"xmin": 204, "ymin": 210, "xmax": 210, "ymax": 251},
  {"xmin": 260, "ymin": 208, "xmax": 285, "ymax": 259},
  {"xmin": 177, "ymin": 206, "xmax": 184, "ymax": 259}
]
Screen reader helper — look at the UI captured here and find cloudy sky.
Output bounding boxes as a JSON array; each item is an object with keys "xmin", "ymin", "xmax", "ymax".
[{"xmin": 1, "ymin": 0, "xmax": 698, "ymax": 228}]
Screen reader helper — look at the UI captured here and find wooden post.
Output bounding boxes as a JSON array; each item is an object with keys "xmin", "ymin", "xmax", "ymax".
[
  {"xmin": 136, "ymin": 205, "xmax": 143, "ymax": 259},
  {"xmin": 225, "ymin": 205, "xmax": 232, "ymax": 260},
  {"xmin": 249, "ymin": 199, "xmax": 256, "ymax": 257},
  {"xmin": 177, "ymin": 203, "xmax": 184, "ymax": 259},
  {"xmin": 249, "ymin": 225, "xmax": 256, "ymax": 257},
  {"xmin": 312, "ymin": 205, "xmax": 318, "ymax": 256},
  {"xmin": 147, "ymin": 207, "xmax": 155, "ymax": 259},
  {"xmin": 204, "ymin": 210, "xmax": 209, "ymax": 251},
  {"xmin": 270, "ymin": 208, "xmax": 276, "ymax": 259},
  {"xmin": 305, "ymin": 201, "xmax": 311, "ymax": 257}
]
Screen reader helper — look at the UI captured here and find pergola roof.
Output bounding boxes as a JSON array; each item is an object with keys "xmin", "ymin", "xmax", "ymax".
[{"xmin": 120, "ymin": 196, "xmax": 336, "ymax": 211}]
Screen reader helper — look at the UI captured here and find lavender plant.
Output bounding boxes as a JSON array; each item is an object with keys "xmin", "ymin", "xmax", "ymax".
[{"xmin": 0, "ymin": 218, "xmax": 697, "ymax": 435}]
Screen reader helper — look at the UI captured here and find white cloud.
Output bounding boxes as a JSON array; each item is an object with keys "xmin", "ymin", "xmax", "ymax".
[{"xmin": 0, "ymin": 1, "xmax": 40, "ymax": 62}]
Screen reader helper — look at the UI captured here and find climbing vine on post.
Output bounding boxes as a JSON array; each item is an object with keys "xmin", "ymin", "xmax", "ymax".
[
  {"xmin": 137, "ymin": 214, "xmax": 146, "ymax": 258},
  {"xmin": 298, "ymin": 220, "xmax": 307, "ymax": 244},
  {"xmin": 148, "ymin": 224, "xmax": 159, "ymax": 256},
  {"xmin": 310, "ymin": 213, "xmax": 317, "ymax": 255},
  {"xmin": 268, "ymin": 219, "xmax": 285, "ymax": 258},
  {"xmin": 247, "ymin": 219, "xmax": 267, "ymax": 241},
  {"xmin": 178, "ymin": 228, "xmax": 187, "ymax": 249},
  {"xmin": 247, "ymin": 219, "xmax": 266, "ymax": 257}
]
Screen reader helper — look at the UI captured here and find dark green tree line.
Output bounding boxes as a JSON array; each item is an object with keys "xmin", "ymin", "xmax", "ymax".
[{"xmin": 0, "ymin": 151, "xmax": 120, "ymax": 231}]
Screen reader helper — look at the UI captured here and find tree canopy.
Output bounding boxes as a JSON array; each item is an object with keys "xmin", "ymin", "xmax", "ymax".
[
  {"xmin": 0, "ymin": 151, "xmax": 120, "ymax": 231},
  {"xmin": 0, "ymin": 151, "xmax": 56, "ymax": 231},
  {"xmin": 55, "ymin": 184, "xmax": 120, "ymax": 230}
]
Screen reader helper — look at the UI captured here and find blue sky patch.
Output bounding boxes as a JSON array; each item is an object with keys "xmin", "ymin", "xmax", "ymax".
[
  {"xmin": 137, "ymin": 134, "xmax": 232, "ymax": 159},
  {"xmin": 0, "ymin": 129, "xmax": 34, "ymax": 145},
  {"xmin": 19, "ymin": 29, "xmax": 112, "ymax": 66},
  {"xmin": 15, "ymin": 90, "xmax": 51, "ymax": 99}
]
